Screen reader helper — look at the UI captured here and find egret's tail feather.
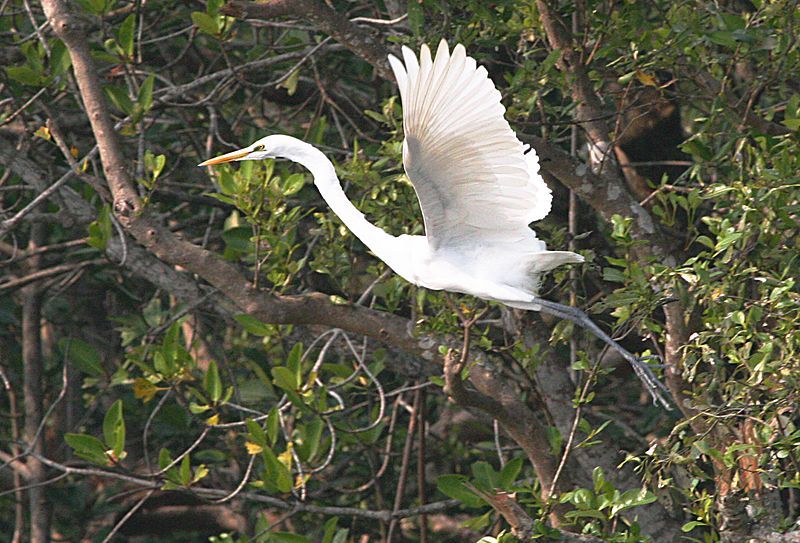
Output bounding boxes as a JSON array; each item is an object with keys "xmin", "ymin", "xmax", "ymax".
[{"xmin": 528, "ymin": 250, "xmax": 584, "ymax": 272}]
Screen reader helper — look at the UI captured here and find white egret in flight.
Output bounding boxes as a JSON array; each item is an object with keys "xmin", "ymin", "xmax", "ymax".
[{"xmin": 200, "ymin": 40, "xmax": 670, "ymax": 408}]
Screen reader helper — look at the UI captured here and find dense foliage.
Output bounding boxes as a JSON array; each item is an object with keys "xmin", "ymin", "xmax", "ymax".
[{"xmin": 1, "ymin": 1, "xmax": 799, "ymax": 542}]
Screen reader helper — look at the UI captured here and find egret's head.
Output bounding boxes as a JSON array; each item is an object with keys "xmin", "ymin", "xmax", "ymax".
[{"xmin": 198, "ymin": 135, "xmax": 301, "ymax": 166}]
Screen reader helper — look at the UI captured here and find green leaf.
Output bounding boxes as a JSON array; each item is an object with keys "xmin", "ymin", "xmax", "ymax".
[
  {"xmin": 217, "ymin": 169, "xmax": 237, "ymax": 195},
  {"xmin": 246, "ymin": 418, "xmax": 267, "ymax": 446},
  {"xmin": 407, "ymin": 0, "xmax": 424, "ymax": 36},
  {"xmin": 268, "ymin": 533, "xmax": 309, "ymax": 543},
  {"xmin": 102, "ymin": 399, "xmax": 125, "ymax": 458},
  {"xmin": 262, "ymin": 445, "xmax": 293, "ymax": 493},
  {"xmin": 192, "ymin": 11, "xmax": 220, "ymax": 36},
  {"xmin": 59, "ymin": 337, "xmax": 104, "ymax": 376},
  {"xmin": 158, "ymin": 447, "xmax": 173, "ymax": 470},
  {"xmin": 277, "ymin": 68, "xmax": 300, "ymax": 96},
  {"xmin": 282, "ymin": 173, "xmax": 306, "ymax": 195},
  {"xmin": 222, "ymin": 226, "xmax": 253, "ymax": 253},
  {"xmin": 287, "ymin": 343, "xmax": 303, "ymax": 387},
  {"xmin": 296, "ymin": 417, "xmax": 323, "ymax": 462},
  {"xmin": 76, "ymin": 0, "xmax": 115, "ymax": 15},
  {"xmin": 540, "ymin": 49, "xmax": 561, "ymax": 72},
  {"xmin": 189, "ymin": 402, "xmax": 210, "ymax": 414},
  {"xmin": 331, "ymin": 529, "xmax": 349, "ymax": 543},
  {"xmin": 436, "ymin": 474, "xmax": 484, "ymax": 508},
  {"xmin": 470, "ymin": 461, "xmax": 498, "ymax": 491},
  {"xmin": 179, "ymin": 454, "xmax": 191, "ymax": 485},
  {"xmin": 322, "ymin": 517, "xmax": 339, "ymax": 543},
  {"xmin": 364, "ymin": 110, "xmax": 387, "ymax": 123},
  {"xmin": 707, "ymin": 31, "xmax": 737, "ymax": 48},
  {"xmin": 65, "ymin": 433, "xmax": 109, "ymax": 465},
  {"xmin": 782, "ymin": 118, "xmax": 800, "ymax": 131},
  {"xmin": 614, "ymin": 488, "xmax": 658, "ymax": 513},
  {"xmin": 153, "ymin": 351, "xmax": 171, "ymax": 377},
  {"xmin": 234, "ymin": 314, "xmax": 271, "ymax": 336},
  {"xmin": 103, "ymin": 85, "xmax": 134, "ymax": 116},
  {"xmin": 205, "ymin": 192, "xmax": 236, "ymax": 206},
  {"xmin": 117, "ymin": 14, "xmax": 136, "ymax": 59},
  {"xmin": 6, "ymin": 65, "xmax": 43, "ymax": 86},
  {"xmin": 681, "ymin": 521, "xmax": 708, "ymax": 532},
  {"xmin": 204, "ymin": 360, "xmax": 223, "ymax": 403},
  {"xmin": 602, "ymin": 267, "xmax": 627, "ymax": 283},
  {"xmin": 162, "ymin": 321, "xmax": 181, "ymax": 365},
  {"xmin": 87, "ymin": 204, "xmax": 113, "ymax": 251},
  {"xmin": 562, "ymin": 488, "xmax": 596, "ymax": 509},
  {"xmin": 266, "ymin": 407, "xmax": 280, "ymax": 445},
  {"xmin": 272, "ymin": 366, "xmax": 299, "ymax": 392},
  {"xmin": 206, "ymin": 0, "xmax": 224, "ymax": 15},
  {"xmin": 49, "ymin": 40, "xmax": 72, "ymax": 77},
  {"xmin": 498, "ymin": 457, "xmax": 523, "ymax": 489},
  {"xmin": 144, "ymin": 151, "xmax": 166, "ymax": 183},
  {"xmin": 592, "ymin": 466, "xmax": 607, "ymax": 493},
  {"xmin": 137, "ymin": 74, "xmax": 155, "ymax": 114},
  {"xmin": 564, "ymin": 509, "xmax": 608, "ymax": 521}
]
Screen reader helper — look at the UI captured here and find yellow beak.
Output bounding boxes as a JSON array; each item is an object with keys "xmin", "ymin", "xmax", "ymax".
[{"xmin": 198, "ymin": 148, "xmax": 251, "ymax": 167}]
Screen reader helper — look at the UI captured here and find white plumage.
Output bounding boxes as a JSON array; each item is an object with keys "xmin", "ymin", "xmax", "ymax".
[
  {"xmin": 199, "ymin": 41, "xmax": 671, "ymax": 408},
  {"xmin": 389, "ymin": 40, "xmax": 553, "ymax": 252},
  {"xmin": 201, "ymin": 39, "xmax": 582, "ymax": 302}
]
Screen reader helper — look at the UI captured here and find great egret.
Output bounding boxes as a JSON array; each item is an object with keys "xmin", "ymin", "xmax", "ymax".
[{"xmin": 199, "ymin": 40, "xmax": 670, "ymax": 408}]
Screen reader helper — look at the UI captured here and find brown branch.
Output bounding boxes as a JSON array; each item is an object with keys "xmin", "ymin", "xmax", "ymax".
[
  {"xmin": 32, "ymin": 451, "xmax": 462, "ymax": 522},
  {"xmin": 386, "ymin": 387, "xmax": 422, "ymax": 543},
  {"xmin": 41, "ymin": 2, "xmax": 141, "ymax": 212},
  {"xmin": 222, "ymin": 0, "xmax": 394, "ymax": 81},
  {"xmin": 535, "ymin": 1, "xmax": 610, "ymax": 146},
  {"xmin": 0, "ymin": 238, "xmax": 88, "ymax": 266},
  {"xmin": 416, "ymin": 384, "xmax": 428, "ymax": 543},
  {"xmin": 43, "ymin": 0, "xmax": 436, "ymax": 374},
  {"xmin": 0, "ymin": 259, "xmax": 102, "ymax": 292},
  {"xmin": 0, "ymin": 137, "xmax": 97, "ymax": 230},
  {"xmin": 533, "ymin": 132, "xmax": 698, "ymax": 420},
  {"xmin": 0, "ymin": 364, "xmax": 26, "ymax": 543},
  {"xmin": 694, "ymin": 68, "xmax": 790, "ymax": 137},
  {"xmin": 531, "ymin": 136, "xmax": 672, "ymax": 259},
  {"xmin": 522, "ymin": 319, "xmax": 683, "ymax": 539},
  {"xmin": 20, "ymin": 225, "xmax": 49, "ymax": 543},
  {"xmin": 443, "ymin": 344, "xmax": 572, "ymax": 526}
]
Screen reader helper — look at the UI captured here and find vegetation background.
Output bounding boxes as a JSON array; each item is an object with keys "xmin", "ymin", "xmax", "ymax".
[{"xmin": 1, "ymin": 1, "xmax": 799, "ymax": 542}]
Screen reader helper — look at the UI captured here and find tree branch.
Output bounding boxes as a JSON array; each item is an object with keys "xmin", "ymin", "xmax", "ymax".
[
  {"xmin": 222, "ymin": 0, "xmax": 394, "ymax": 81},
  {"xmin": 535, "ymin": 1, "xmax": 610, "ymax": 146},
  {"xmin": 531, "ymin": 136, "xmax": 674, "ymax": 261},
  {"xmin": 443, "ymin": 348, "xmax": 572, "ymax": 526},
  {"xmin": 20, "ymin": 225, "xmax": 49, "ymax": 543},
  {"xmin": 31, "ymin": 451, "xmax": 462, "ymax": 523}
]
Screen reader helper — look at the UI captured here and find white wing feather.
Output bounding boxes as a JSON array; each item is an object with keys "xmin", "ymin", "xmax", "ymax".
[{"xmin": 388, "ymin": 40, "xmax": 553, "ymax": 251}]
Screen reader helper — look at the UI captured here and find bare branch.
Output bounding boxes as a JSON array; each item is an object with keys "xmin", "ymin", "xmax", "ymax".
[
  {"xmin": 223, "ymin": 0, "xmax": 394, "ymax": 81},
  {"xmin": 535, "ymin": 1, "xmax": 610, "ymax": 146},
  {"xmin": 531, "ymin": 136, "xmax": 672, "ymax": 260}
]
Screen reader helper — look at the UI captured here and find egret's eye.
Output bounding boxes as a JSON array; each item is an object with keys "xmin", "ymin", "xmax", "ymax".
[{"xmin": 253, "ymin": 144, "xmax": 266, "ymax": 152}]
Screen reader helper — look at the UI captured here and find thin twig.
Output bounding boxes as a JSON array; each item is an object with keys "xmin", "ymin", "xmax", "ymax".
[
  {"xmin": 100, "ymin": 489, "xmax": 156, "ymax": 543},
  {"xmin": 416, "ymin": 383, "xmax": 428, "ymax": 543},
  {"xmin": 386, "ymin": 386, "xmax": 423, "ymax": 543}
]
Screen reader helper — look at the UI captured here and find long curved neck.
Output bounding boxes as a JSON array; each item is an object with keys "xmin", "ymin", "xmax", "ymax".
[{"xmin": 280, "ymin": 140, "xmax": 404, "ymax": 267}]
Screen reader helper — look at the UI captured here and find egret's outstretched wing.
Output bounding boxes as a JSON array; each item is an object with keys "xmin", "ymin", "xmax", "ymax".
[{"xmin": 388, "ymin": 40, "xmax": 552, "ymax": 250}]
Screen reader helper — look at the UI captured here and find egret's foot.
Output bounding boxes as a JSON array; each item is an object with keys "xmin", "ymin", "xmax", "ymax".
[
  {"xmin": 526, "ymin": 297, "xmax": 674, "ymax": 409},
  {"xmin": 624, "ymin": 353, "xmax": 672, "ymax": 409}
]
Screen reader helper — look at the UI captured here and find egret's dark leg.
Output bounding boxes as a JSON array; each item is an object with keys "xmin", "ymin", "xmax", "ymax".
[{"xmin": 530, "ymin": 297, "xmax": 673, "ymax": 409}]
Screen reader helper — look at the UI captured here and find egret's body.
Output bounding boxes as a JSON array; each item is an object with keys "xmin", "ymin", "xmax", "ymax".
[{"xmin": 200, "ymin": 41, "xmax": 671, "ymax": 408}]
